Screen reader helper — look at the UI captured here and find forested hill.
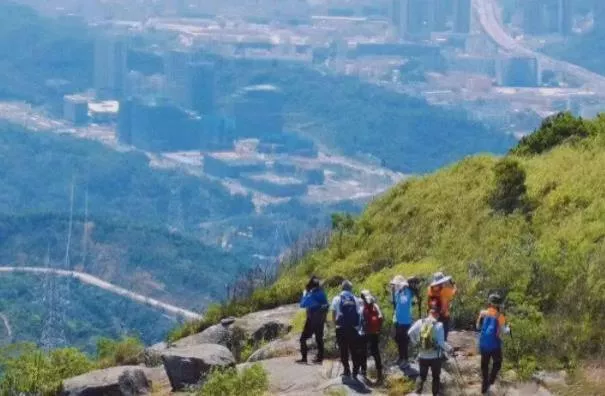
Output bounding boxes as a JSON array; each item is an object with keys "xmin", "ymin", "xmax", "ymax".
[
  {"xmin": 212, "ymin": 59, "xmax": 516, "ymax": 173},
  {"xmin": 176, "ymin": 112, "xmax": 605, "ymax": 371},
  {"xmin": 0, "ymin": 123, "xmax": 254, "ymax": 227},
  {"xmin": 0, "ymin": 123, "xmax": 252, "ymax": 347}
]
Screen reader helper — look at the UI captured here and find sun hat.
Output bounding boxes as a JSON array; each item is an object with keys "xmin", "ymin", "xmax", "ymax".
[
  {"xmin": 430, "ymin": 272, "xmax": 452, "ymax": 287},
  {"xmin": 389, "ymin": 275, "xmax": 409, "ymax": 289}
]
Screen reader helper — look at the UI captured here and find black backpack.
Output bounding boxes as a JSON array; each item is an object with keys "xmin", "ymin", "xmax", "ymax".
[{"xmin": 337, "ymin": 291, "xmax": 360, "ymax": 328}]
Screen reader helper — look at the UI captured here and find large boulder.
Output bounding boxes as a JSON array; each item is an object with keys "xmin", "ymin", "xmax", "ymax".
[
  {"xmin": 173, "ymin": 304, "xmax": 299, "ymax": 359},
  {"xmin": 247, "ymin": 336, "xmax": 299, "ymax": 362},
  {"xmin": 143, "ymin": 342, "xmax": 166, "ymax": 367},
  {"xmin": 61, "ymin": 366, "xmax": 151, "ymax": 396},
  {"xmin": 161, "ymin": 343, "xmax": 236, "ymax": 390}
]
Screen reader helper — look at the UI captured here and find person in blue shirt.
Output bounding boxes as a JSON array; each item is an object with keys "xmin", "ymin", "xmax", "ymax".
[
  {"xmin": 390, "ymin": 275, "xmax": 415, "ymax": 366},
  {"xmin": 297, "ymin": 275, "xmax": 329, "ymax": 364}
]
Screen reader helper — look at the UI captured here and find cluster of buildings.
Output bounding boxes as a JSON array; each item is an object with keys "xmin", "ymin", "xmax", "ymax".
[
  {"xmin": 522, "ymin": 0, "xmax": 573, "ymax": 36},
  {"xmin": 391, "ymin": 0, "xmax": 472, "ymax": 39},
  {"xmin": 56, "ymin": 0, "xmax": 605, "ymax": 156}
]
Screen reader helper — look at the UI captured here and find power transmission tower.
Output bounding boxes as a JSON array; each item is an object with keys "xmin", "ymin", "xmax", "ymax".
[
  {"xmin": 40, "ymin": 247, "xmax": 67, "ymax": 351},
  {"xmin": 167, "ymin": 185, "xmax": 185, "ymax": 232},
  {"xmin": 41, "ymin": 180, "xmax": 75, "ymax": 351}
]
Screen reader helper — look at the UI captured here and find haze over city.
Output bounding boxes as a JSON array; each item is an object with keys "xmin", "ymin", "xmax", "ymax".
[{"xmin": 0, "ymin": 1, "xmax": 604, "ymax": 394}]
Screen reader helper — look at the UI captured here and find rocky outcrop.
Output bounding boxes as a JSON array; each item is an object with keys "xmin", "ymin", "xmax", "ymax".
[
  {"xmin": 143, "ymin": 342, "xmax": 166, "ymax": 367},
  {"xmin": 172, "ymin": 304, "xmax": 298, "ymax": 359},
  {"xmin": 247, "ymin": 335, "xmax": 300, "ymax": 362},
  {"xmin": 161, "ymin": 343, "xmax": 236, "ymax": 390},
  {"xmin": 61, "ymin": 366, "xmax": 151, "ymax": 396},
  {"xmin": 240, "ymin": 357, "xmax": 376, "ymax": 395}
]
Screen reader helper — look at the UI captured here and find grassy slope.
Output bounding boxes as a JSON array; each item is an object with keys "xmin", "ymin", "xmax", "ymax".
[{"xmin": 188, "ymin": 114, "xmax": 605, "ymax": 367}]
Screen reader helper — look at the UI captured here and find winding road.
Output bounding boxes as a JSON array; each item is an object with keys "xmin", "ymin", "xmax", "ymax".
[
  {"xmin": 0, "ymin": 313, "xmax": 12, "ymax": 342},
  {"xmin": 0, "ymin": 267, "xmax": 202, "ymax": 321},
  {"xmin": 473, "ymin": 0, "xmax": 605, "ymax": 90}
]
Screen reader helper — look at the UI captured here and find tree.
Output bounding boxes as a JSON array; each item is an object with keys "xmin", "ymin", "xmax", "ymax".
[
  {"xmin": 511, "ymin": 112, "xmax": 591, "ymax": 155},
  {"xmin": 488, "ymin": 158, "xmax": 530, "ymax": 215}
]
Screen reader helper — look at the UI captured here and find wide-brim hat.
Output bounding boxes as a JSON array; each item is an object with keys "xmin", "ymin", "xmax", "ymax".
[
  {"xmin": 360, "ymin": 289, "xmax": 375, "ymax": 303},
  {"xmin": 389, "ymin": 275, "xmax": 409, "ymax": 289},
  {"xmin": 430, "ymin": 272, "xmax": 452, "ymax": 287}
]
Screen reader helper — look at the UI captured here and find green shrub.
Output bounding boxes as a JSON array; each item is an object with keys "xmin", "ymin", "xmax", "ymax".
[
  {"xmin": 96, "ymin": 336, "xmax": 144, "ymax": 368},
  {"xmin": 487, "ymin": 158, "xmax": 530, "ymax": 215},
  {"xmin": 198, "ymin": 364, "xmax": 269, "ymax": 396},
  {"xmin": 0, "ymin": 343, "xmax": 94, "ymax": 395},
  {"xmin": 512, "ymin": 112, "xmax": 591, "ymax": 155}
]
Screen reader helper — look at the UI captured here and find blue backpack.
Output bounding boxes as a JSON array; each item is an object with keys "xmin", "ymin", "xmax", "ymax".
[
  {"xmin": 338, "ymin": 291, "xmax": 360, "ymax": 328},
  {"xmin": 479, "ymin": 314, "xmax": 501, "ymax": 352}
]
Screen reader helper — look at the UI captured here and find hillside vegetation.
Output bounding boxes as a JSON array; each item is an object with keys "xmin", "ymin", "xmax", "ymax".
[{"xmin": 177, "ymin": 112, "xmax": 605, "ymax": 370}]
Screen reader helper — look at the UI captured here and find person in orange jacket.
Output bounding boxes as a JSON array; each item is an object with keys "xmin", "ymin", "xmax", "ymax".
[{"xmin": 427, "ymin": 272, "xmax": 456, "ymax": 341}]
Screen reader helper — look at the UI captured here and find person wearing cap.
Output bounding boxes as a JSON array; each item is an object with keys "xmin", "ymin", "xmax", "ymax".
[
  {"xmin": 390, "ymin": 275, "xmax": 415, "ymax": 366},
  {"xmin": 476, "ymin": 293, "xmax": 510, "ymax": 395},
  {"xmin": 331, "ymin": 280, "xmax": 363, "ymax": 377},
  {"xmin": 427, "ymin": 271, "xmax": 456, "ymax": 341},
  {"xmin": 298, "ymin": 275, "xmax": 329, "ymax": 364},
  {"xmin": 359, "ymin": 289, "xmax": 384, "ymax": 382},
  {"xmin": 408, "ymin": 305, "xmax": 450, "ymax": 396}
]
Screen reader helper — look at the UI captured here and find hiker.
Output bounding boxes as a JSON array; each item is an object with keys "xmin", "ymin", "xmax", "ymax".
[
  {"xmin": 427, "ymin": 271, "xmax": 456, "ymax": 341},
  {"xmin": 331, "ymin": 280, "xmax": 363, "ymax": 378},
  {"xmin": 390, "ymin": 275, "xmax": 415, "ymax": 366},
  {"xmin": 408, "ymin": 306, "xmax": 451, "ymax": 396},
  {"xmin": 359, "ymin": 289, "xmax": 384, "ymax": 382},
  {"xmin": 298, "ymin": 275, "xmax": 329, "ymax": 364},
  {"xmin": 476, "ymin": 293, "xmax": 510, "ymax": 395}
]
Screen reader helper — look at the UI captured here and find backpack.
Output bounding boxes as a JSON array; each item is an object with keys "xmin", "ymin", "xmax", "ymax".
[
  {"xmin": 419, "ymin": 319, "xmax": 437, "ymax": 350},
  {"xmin": 338, "ymin": 291, "xmax": 360, "ymax": 328},
  {"xmin": 479, "ymin": 313, "xmax": 501, "ymax": 352},
  {"xmin": 363, "ymin": 303, "xmax": 382, "ymax": 334}
]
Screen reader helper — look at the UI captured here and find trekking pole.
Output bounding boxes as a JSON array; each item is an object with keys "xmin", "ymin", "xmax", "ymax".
[{"xmin": 450, "ymin": 352, "xmax": 468, "ymax": 396}]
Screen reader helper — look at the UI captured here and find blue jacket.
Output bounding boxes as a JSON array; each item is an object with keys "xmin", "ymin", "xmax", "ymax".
[
  {"xmin": 394, "ymin": 287, "xmax": 414, "ymax": 325},
  {"xmin": 300, "ymin": 288, "xmax": 328, "ymax": 313}
]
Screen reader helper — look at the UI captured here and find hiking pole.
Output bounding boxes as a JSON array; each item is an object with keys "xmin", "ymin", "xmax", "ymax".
[{"xmin": 450, "ymin": 352, "xmax": 468, "ymax": 396}]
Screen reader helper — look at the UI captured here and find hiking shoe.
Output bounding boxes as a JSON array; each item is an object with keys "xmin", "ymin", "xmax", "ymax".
[
  {"xmin": 295, "ymin": 358, "xmax": 308, "ymax": 364},
  {"xmin": 311, "ymin": 357, "xmax": 323, "ymax": 364}
]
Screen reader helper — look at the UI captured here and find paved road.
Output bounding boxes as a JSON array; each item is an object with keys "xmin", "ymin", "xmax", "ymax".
[
  {"xmin": 474, "ymin": 0, "xmax": 605, "ymax": 90},
  {"xmin": 0, "ymin": 267, "xmax": 202, "ymax": 321}
]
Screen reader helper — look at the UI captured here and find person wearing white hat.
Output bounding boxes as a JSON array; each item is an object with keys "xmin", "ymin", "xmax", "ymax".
[
  {"xmin": 359, "ymin": 289, "xmax": 384, "ymax": 382},
  {"xmin": 427, "ymin": 271, "xmax": 456, "ymax": 341},
  {"xmin": 390, "ymin": 275, "xmax": 414, "ymax": 366}
]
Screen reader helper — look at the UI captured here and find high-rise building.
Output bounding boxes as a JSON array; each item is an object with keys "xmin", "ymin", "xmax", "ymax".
[
  {"xmin": 63, "ymin": 95, "xmax": 89, "ymax": 125},
  {"xmin": 557, "ymin": 0, "xmax": 572, "ymax": 35},
  {"xmin": 164, "ymin": 49, "xmax": 193, "ymax": 107},
  {"xmin": 391, "ymin": 0, "xmax": 434, "ymax": 40},
  {"xmin": 523, "ymin": 0, "xmax": 546, "ymax": 35},
  {"xmin": 453, "ymin": 0, "xmax": 471, "ymax": 34},
  {"xmin": 596, "ymin": 1, "xmax": 605, "ymax": 32},
  {"xmin": 433, "ymin": 0, "xmax": 452, "ymax": 32},
  {"xmin": 94, "ymin": 36, "xmax": 128, "ymax": 100},
  {"xmin": 163, "ymin": 51, "xmax": 215, "ymax": 115},
  {"xmin": 496, "ymin": 55, "xmax": 541, "ymax": 87},
  {"xmin": 524, "ymin": 0, "xmax": 572, "ymax": 36},
  {"xmin": 187, "ymin": 62, "xmax": 215, "ymax": 115},
  {"xmin": 118, "ymin": 97, "xmax": 203, "ymax": 151},
  {"xmin": 233, "ymin": 85, "xmax": 284, "ymax": 140}
]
